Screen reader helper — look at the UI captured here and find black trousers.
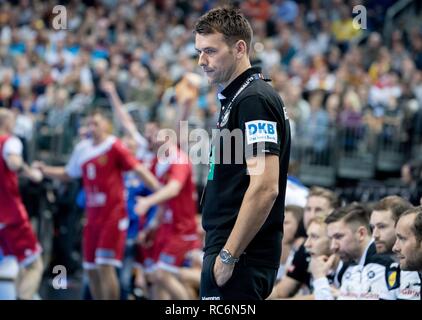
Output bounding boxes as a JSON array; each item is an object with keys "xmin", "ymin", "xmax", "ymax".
[{"xmin": 200, "ymin": 253, "xmax": 277, "ymax": 300}]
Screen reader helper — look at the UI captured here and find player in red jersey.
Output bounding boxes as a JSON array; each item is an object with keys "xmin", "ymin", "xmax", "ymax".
[
  {"xmin": 135, "ymin": 122, "xmax": 200, "ymax": 299},
  {"xmin": 35, "ymin": 110, "xmax": 160, "ymax": 300},
  {"xmin": 0, "ymin": 109, "xmax": 44, "ymax": 299}
]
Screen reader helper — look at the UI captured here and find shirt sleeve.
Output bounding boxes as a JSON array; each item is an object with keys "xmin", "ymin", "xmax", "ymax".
[
  {"xmin": 2, "ymin": 136, "xmax": 23, "ymax": 161},
  {"xmin": 65, "ymin": 142, "xmax": 84, "ymax": 178},
  {"xmin": 236, "ymin": 95, "xmax": 283, "ymax": 159},
  {"xmin": 313, "ymin": 277, "xmax": 335, "ymax": 300},
  {"xmin": 114, "ymin": 139, "xmax": 139, "ymax": 172}
]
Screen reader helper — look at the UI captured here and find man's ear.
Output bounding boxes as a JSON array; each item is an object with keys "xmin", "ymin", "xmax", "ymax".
[
  {"xmin": 234, "ymin": 40, "xmax": 247, "ymax": 58},
  {"xmin": 356, "ymin": 225, "xmax": 368, "ymax": 241}
]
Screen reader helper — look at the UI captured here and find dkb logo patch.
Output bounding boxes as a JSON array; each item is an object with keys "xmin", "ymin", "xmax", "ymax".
[{"xmin": 245, "ymin": 120, "xmax": 277, "ymax": 145}]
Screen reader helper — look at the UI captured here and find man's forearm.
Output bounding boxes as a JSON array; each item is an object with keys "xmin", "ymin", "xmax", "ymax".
[
  {"xmin": 41, "ymin": 166, "xmax": 70, "ymax": 181},
  {"xmin": 108, "ymin": 90, "xmax": 138, "ymax": 138},
  {"xmin": 224, "ymin": 185, "xmax": 278, "ymax": 258},
  {"xmin": 134, "ymin": 164, "xmax": 161, "ymax": 191},
  {"xmin": 143, "ymin": 180, "xmax": 180, "ymax": 207}
]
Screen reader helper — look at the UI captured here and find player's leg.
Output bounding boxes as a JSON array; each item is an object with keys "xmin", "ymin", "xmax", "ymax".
[
  {"xmin": 94, "ymin": 217, "xmax": 128, "ymax": 300},
  {"xmin": 83, "ymin": 223, "xmax": 103, "ymax": 299},
  {"xmin": 98, "ymin": 264, "xmax": 120, "ymax": 300},
  {"xmin": 149, "ymin": 274, "xmax": 171, "ymax": 300},
  {"xmin": 86, "ymin": 267, "xmax": 103, "ymax": 299},
  {"xmin": 155, "ymin": 235, "xmax": 199, "ymax": 300},
  {"xmin": 16, "ymin": 255, "xmax": 43, "ymax": 300},
  {"xmin": 3, "ymin": 220, "xmax": 43, "ymax": 300},
  {"xmin": 155, "ymin": 267, "xmax": 191, "ymax": 299},
  {"xmin": 178, "ymin": 267, "xmax": 202, "ymax": 289},
  {"xmin": 176, "ymin": 248, "xmax": 203, "ymax": 293}
]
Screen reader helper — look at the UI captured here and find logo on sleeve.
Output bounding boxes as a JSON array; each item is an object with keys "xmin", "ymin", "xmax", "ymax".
[
  {"xmin": 387, "ymin": 271, "xmax": 398, "ymax": 289},
  {"xmin": 245, "ymin": 120, "xmax": 277, "ymax": 145}
]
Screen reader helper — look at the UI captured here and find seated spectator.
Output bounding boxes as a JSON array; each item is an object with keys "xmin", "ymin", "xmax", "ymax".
[
  {"xmin": 392, "ymin": 207, "xmax": 422, "ymax": 298},
  {"xmin": 325, "ymin": 203, "xmax": 395, "ymax": 299},
  {"xmin": 369, "ymin": 196, "xmax": 420, "ymax": 300},
  {"xmin": 277, "ymin": 205, "xmax": 306, "ymax": 283},
  {"xmin": 268, "ymin": 187, "xmax": 339, "ymax": 299},
  {"xmin": 306, "ymin": 217, "xmax": 348, "ymax": 300}
]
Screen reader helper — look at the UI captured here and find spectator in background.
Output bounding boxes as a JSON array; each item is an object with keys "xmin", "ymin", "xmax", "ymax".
[
  {"xmin": 269, "ymin": 187, "xmax": 339, "ymax": 299},
  {"xmin": 325, "ymin": 93, "xmax": 340, "ymax": 125},
  {"xmin": 393, "ymin": 207, "xmax": 422, "ymax": 276},
  {"xmin": 369, "ymin": 196, "xmax": 420, "ymax": 300},
  {"xmin": 325, "ymin": 203, "xmax": 395, "ymax": 300},
  {"xmin": 339, "ymin": 89, "xmax": 363, "ymax": 130},
  {"xmin": 125, "ymin": 63, "xmax": 158, "ymax": 110},
  {"xmin": 363, "ymin": 32, "xmax": 383, "ymax": 71},
  {"xmin": 273, "ymin": 0, "xmax": 299, "ymax": 24},
  {"xmin": 283, "ymin": 83, "xmax": 310, "ymax": 139},
  {"xmin": 306, "ymin": 216, "xmax": 348, "ymax": 300},
  {"xmin": 393, "ymin": 206, "xmax": 422, "ymax": 299},
  {"xmin": 400, "ymin": 160, "xmax": 422, "ymax": 205},
  {"xmin": 301, "ymin": 90, "xmax": 330, "ymax": 161},
  {"xmin": 370, "ymin": 196, "xmax": 413, "ymax": 255},
  {"xmin": 277, "ymin": 205, "xmax": 306, "ymax": 283},
  {"xmin": 331, "ymin": 4, "xmax": 362, "ymax": 52}
]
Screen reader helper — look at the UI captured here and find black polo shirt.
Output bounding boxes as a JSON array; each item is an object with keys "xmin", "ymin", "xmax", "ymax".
[{"xmin": 201, "ymin": 66, "xmax": 291, "ymax": 268}]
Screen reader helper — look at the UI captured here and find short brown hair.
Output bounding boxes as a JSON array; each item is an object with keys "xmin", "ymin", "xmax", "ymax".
[
  {"xmin": 89, "ymin": 109, "xmax": 113, "ymax": 133},
  {"xmin": 308, "ymin": 215, "xmax": 327, "ymax": 227},
  {"xmin": 372, "ymin": 196, "xmax": 413, "ymax": 223},
  {"xmin": 194, "ymin": 7, "xmax": 253, "ymax": 53},
  {"xmin": 325, "ymin": 202, "xmax": 371, "ymax": 233},
  {"xmin": 308, "ymin": 186, "xmax": 341, "ymax": 210},
  {"xmin": 400, "ymin": 206, "xmax": 422, "ymax": 242}
]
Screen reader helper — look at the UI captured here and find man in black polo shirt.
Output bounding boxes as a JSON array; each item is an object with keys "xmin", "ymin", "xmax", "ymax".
[{"xmin": 194, "ymin": 7, "xmax": 291, "ymax": 300}]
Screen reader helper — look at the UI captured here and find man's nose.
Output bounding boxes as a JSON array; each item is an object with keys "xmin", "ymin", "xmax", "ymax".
[
  {"xmin": 373, "ymin": 227, "xmax": 380, "ymax": 240},
  {"xmin": 304, "ymin": 238, "xmax": 311, "ymax": 249},
  {"xmin": 198, "ymin": 52, "xmax": 207, "ymax": 67},
  {"xmin": 330, "ymin": 239, "xmax": 339, "ymax": 252},
  {"xmin": 392, "ymin": 239, "xmax": 400, "ymax": 254}
]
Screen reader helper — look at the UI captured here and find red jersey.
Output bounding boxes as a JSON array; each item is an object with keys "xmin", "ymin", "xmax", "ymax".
[
  {"xmin": 0, "ymin": 135, "xmax": 28, "ymax": 225},
  {"xmin": 152, "ymin": 147, "xmax": 197, "ymax": 236},
  {"xmin": 66, "ymin": 136, "xmax": 138, "ymax": 224}
]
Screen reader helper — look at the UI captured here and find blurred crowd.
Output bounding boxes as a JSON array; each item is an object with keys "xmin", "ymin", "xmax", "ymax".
[{"xmin": 1, "ymin": 0, "xmax": 422, "ymax": 299}]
